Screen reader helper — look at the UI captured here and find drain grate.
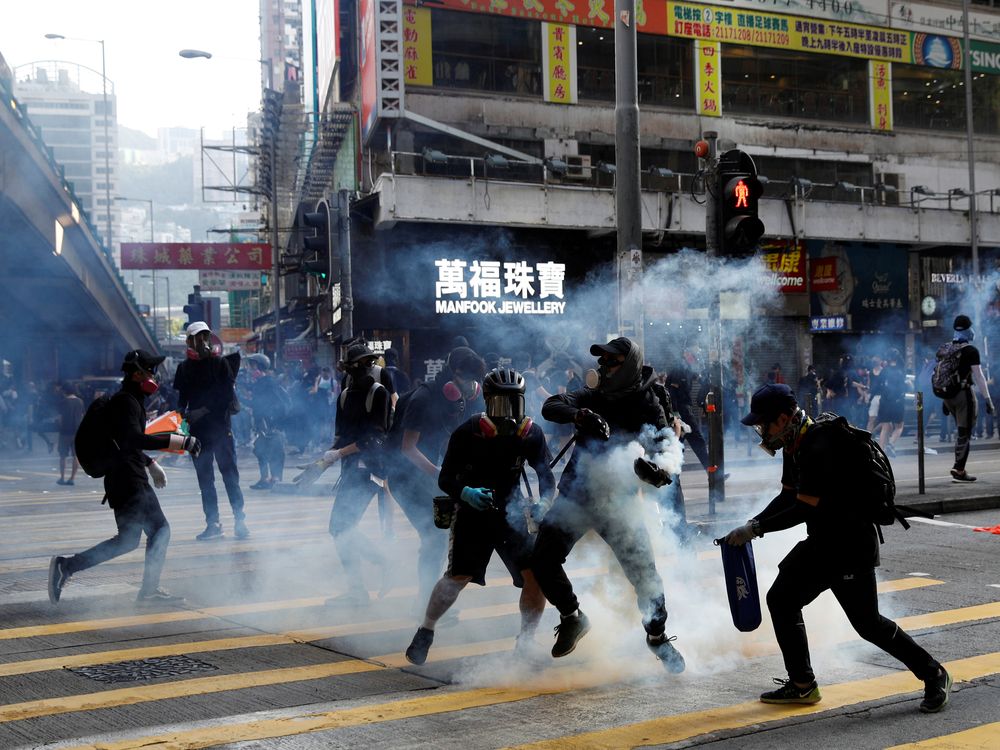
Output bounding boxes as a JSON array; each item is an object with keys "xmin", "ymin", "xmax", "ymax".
[{"xmin": 66, "ymin": 654, "xmax": 219, "ymax": 683}]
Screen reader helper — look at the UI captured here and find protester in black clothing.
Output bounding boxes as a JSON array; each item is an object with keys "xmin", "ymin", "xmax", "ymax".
[
  {"xmin": 386, "ymin": 346, "xmax": 486, "ymax": 606},
  {"xmin": 724, "ymin": 383, "xmax": 951, "ymax": 713},
  {"xmin": 47, "ymin": 350, "xmax": 201, "ymax": 605},
  {"xmin": 941, "ymin": 315, "xmax": 994, "ymax": 482},
  {"xmin": 245, "ymin": 354, "xmax": 287, "ymax": 489},
  {"xmin": 405, "ymin": 368, "xmax": 555, "ymax": 665},
  {"xmin": 532, "ymin": 337, "xmax": 685, "ymax": 672},
  {"xmin": 56, "ymin": 383, "xmax": 84, "ymax": 485},
  {"xmin": 666, "ymin": 365, "xmax": 711, "ymax": 476},
  {"xmin": 797, "ymin": 365, "xmax": 822, "ymax": 418},
  {"xmin": 173, "ymin": 321, "xmax": 249, "ymax": 540},
  {"xmin": 875, "ymin": 349, "xmax": 906, "ymax": 457},
  {"xmin": 320, "ymin": 342, "xmax": 392, "ymax": 605},
  {"xmin": 825, "ymin": 354, "xmax": 854, "ymax": 419}
]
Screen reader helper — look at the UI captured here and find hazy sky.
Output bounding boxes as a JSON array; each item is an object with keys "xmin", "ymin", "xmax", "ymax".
[{"xmin": 1, "ymin": 0, "xmax": 262, "ymax": 137}]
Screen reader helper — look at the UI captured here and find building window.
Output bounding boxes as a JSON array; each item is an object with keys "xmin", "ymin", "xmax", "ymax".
[
  {"xmin": 721, "ymin": 46, "xmax": 867, "ymax": 124},
  {"xmin": 893, "ymin": 65, "xmax": 1000, "ymax": 135},
  {"xmin": 427, "ymin": 10, "xmax": 541, "ymax": 96},
  {"xmin": 38, "ymin": 128, "xmax": 93, "ymax": 146},
  {"xmin": 94, "ymin": 100, "xmax": 115, "ymax": 116},
  {"xmin": 27, "ymin": 113, "xmax": 93, "ymax": 129},
  {"xmin": 51, "ymin": 145, "xmax": 93, "ymax": 161},
  {"xmin": 578, "ymin": 31, "xmax": 693, "ymax": 108}
]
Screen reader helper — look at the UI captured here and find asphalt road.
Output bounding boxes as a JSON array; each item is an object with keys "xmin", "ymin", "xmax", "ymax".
[{"xmin": 0, "ymin": 437, "xmax": 998, "ymax": 750}]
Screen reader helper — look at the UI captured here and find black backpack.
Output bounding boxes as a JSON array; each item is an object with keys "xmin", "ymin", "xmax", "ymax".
[
  {"xmin": 74, "ymin": 395, "xmax": 120, "ymax": 478},
  {"xmin": 812, "ymin": 412, "xmax": 908, "ymax": 542},
  {"xmin": 932, "ymin": 342, "xmax": 967, "ymax": 399}
]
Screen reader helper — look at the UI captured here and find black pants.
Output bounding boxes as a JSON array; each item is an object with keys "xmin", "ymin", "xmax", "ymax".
[
  {"xmin": 531, "ymin": 494, "xmax": 668, "ymax": 636},
  {"xmin": 389, "ymin": 468, "xmax": 447, "ymax": 602},
  {"xmin": 253, "ymin": 431, "xmax": 285, "ymax": 481},
  {"xmin": 328, "ymin": 456, "xmax": 384, "ymax": 592},
  {"xmin": 192, "ymin": 430, "xmax": 245, "ymax": 525},
  {"xmin": 943, "ymin": 388, "xmax": 976, "ymax": 472},
  {"xmin": 768, "ymin": 557, "xmax": 940, "ymax": 685},
  {"xmin": 677, "ymin": 405, "xmax": 710, "ymax": 472},
  {"xmin": 66, "ymin": 485, "xmax": 171, "ymax": 594}
]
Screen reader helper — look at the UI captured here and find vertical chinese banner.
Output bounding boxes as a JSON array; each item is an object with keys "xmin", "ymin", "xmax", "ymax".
[
  {"xmin": 694, "ymin": 40, "xmax": 721, "ymax": 117},
  {"xmin": 869, "ymin": 59, "xmax": 893, "ymax": 131},
  {"xmin": 403, "ymin": 6, "xmax": 432, "ymax": 87},
  {"xmin": 542, "ymin": 22, "xmax": 576, "ymax": 104}
]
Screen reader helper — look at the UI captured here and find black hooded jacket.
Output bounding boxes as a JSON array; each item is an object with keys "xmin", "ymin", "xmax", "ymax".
[
  {"xmin": 105, "ymin": 379, "xmax": 174, "ymax": 501},
  {"xmin": 542, "ymin": 364, "xmax": 667, "ymax": 496}
]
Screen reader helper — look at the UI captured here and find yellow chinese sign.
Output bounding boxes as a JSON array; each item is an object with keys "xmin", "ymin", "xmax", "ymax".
[
  {"xmin": 694, "ymin": 40, "xmax": 721, "ymax": 117},
  {"xmin": 543, "ymin": 22, "xmax": 576, "ymax": 104},
  {"xmin": 869, "ymin": 60, "xmax": 893, "ymax": 131},
  {"xmin": 666, "ymin": 2, "xmax": 913, "ymax": 63},
  {"xmin": 403, "ymin": 6, "xmax": 432, "ymax": 87}
]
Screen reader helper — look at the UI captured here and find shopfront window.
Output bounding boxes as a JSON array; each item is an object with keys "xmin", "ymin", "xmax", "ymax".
[
  {"xmin": 893, "ymin": 65, "xmax": 1000, "ymax": 135},
  {"xmin": 578, "ymin": 30, "xmax": 693, "ymax": 108},
  {"xmin": 428, "ymin": 10, "xmax": 541, "ymax": 96},
  {"xmin": 722, "ymin": 46, "xmax": 867, "ymax": 124}
]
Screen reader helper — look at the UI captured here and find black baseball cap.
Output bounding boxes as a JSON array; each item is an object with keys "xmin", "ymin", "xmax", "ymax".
[
  {"xmin": 741, "ymin": 383, "xmax": 798, "ymax": 426},
  {"xmin": 344, "ymin": 342, "xmax": 377, "ymax": 363},
  {"xmin": 954, "ymin": 314, "xmax": 972, "ymax": 331},
  {"xmin": 121, "ymin": 349, "xmax": 165, "ymax": 373},
  {"xmin": 590, "ymin": 337, "xmax": 632, "ymax": 358}
]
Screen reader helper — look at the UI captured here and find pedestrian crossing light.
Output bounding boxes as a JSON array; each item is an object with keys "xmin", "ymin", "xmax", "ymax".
[
  {"xmin": 301, "ymin": 199, "xmax": 333, "ymax": 292},
  {"xmin": 718, "ymin": 149, "xmax": 764, "ymax": 257}
]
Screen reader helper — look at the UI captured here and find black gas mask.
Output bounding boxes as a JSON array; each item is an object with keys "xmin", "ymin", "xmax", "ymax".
[
  {"xmin": 753, "ymin": 407, "xmax": 807, "ymax": 456},
  {"xmin": 480, "ymin": 368, "xmax": 530, "ymax": 438}
]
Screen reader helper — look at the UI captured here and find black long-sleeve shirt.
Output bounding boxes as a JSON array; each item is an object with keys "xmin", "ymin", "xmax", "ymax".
[
  {"xmin": 105, "ymin": 381, "xmax": 173, "ymax": 499},
  {"xmin": 173, "ymin": 356, "xmax": 236, "ymax": 438}
]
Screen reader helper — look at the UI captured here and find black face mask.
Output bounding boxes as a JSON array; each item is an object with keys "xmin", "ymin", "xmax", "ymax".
[{"xmin": 348, "ymin": 363, "xmax": 376, "ymax": 385}]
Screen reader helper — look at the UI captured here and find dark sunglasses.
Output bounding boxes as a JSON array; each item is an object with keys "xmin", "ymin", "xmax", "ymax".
[{"xmin": 598, "ymin": 354, "xmax": 626, "ymax": 367}]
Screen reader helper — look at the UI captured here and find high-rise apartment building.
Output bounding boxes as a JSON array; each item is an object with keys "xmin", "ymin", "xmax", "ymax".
[{"xmin": 13, "ymin": 61, "xmax": 119, "ymax": 253}]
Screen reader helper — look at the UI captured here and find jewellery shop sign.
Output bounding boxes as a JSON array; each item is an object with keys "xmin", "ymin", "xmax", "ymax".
[{"xmin": 434, "ymin": 258, "xmax": 567, "ymax": 315}]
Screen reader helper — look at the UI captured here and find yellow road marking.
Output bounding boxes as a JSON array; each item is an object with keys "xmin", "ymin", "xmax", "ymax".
[
  {"xmin": 878, "ymin": 577, "xmax": 944, "ymax": 593},
  {"xmin": 886, "ymin": 722, "xmax": 1000, "ymax": 749},
  {"xmin": 504, "ymin": 652, "xmax": 1000, "ymax": 750},
  {"xmin": 56, "ymin": 651, "xmax": 1000, "ymax": 750},
  {"xmin": 0, "ymin": 638, "xmax": 514, "ymax": 724},
  {"xmin": 0, "ymin": 474, "xmax": 23, "ymax": 481}
]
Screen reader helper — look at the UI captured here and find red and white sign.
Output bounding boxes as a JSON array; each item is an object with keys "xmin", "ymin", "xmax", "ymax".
[
  {"xmin": 810, "ymin": 256, "xmax": 840, "ymax": 292},
  {"xmin": 120, "ymin": 243, "xmax": 272, "ymax": 270}
]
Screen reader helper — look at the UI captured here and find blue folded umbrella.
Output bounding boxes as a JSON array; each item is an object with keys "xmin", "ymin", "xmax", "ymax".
[{"xmin": 718, "ymin": 540, "xmax": 762, "ymax": 632}]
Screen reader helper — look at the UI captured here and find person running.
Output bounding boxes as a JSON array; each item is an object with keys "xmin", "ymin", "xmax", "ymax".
[{"xmin": 47, "ymin": 350, "xmax": 201, "ymax": 605}]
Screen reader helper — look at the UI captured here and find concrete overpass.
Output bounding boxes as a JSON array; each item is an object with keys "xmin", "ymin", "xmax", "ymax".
[{"xmin": 0, "ymin": 76, "xmax": 155, "ymax": 383}]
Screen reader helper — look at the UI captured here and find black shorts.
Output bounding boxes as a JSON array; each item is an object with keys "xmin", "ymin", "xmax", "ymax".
[
  {"xmin": 58, "ymin": 433, "xmax": 75, "ymax": 458},
  {"xmin": 447, "ymin": 501, "xmax": 534, "ymax": 587}
]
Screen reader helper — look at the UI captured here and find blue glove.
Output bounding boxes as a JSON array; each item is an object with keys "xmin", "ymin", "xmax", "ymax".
[{"xmin": 460, "ymin": 486, "xmax": 493, "ymax": 511}]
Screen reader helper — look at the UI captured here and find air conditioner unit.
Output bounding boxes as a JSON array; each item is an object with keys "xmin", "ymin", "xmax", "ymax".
[{"xmin": 564, "ymin": 155, "xmax": 591, "ymax": 181}]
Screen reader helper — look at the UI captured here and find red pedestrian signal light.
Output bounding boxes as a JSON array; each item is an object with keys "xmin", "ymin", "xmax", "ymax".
[{"xmin": 718, "ymin": 150, "xmax": 765, "ymax": 257}]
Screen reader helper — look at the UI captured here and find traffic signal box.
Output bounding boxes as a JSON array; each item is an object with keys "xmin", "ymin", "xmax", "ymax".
[
  {"xmin": 717, "ymin": 149, "xmax": 764, "ymax": 257},
  {"xmin": 301, "ymin": 199, "xmax": 334, "ymax": 291},
  {"xmin": 183, "ymin": 287, "xmax": 204, "ymax": 326}
]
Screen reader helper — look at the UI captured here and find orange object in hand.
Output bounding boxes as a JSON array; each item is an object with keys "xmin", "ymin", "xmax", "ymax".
[{"xmin": 145, "ymin": 411, "xmax": 188, "ymax": 454}]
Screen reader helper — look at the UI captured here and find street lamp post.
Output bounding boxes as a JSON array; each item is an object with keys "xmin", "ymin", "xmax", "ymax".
[{"xmin": 45, "ymin": 33, "xmax": 113, "ymax": 251}]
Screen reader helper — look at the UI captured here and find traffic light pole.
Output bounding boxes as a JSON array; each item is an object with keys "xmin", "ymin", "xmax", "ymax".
[
  {"xmin": 269, "ymin": 136, "xmax": 282, "ymax": 371},
  {"xmin": 702, "ymin": 131, "xmax": 726, "ymax": 511},
  {"xmin": 615, "ymin": 0, "xmax": 643, "ymax": 348},
  {"xmin": 338, "ymin": 189, "xmax": 354, "ymax": 341}
]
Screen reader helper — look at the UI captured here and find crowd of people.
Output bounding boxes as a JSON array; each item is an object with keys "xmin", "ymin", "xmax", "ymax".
[{"xmin": 17, "ymin": 315, "xmax": 995, "ymax": 716}]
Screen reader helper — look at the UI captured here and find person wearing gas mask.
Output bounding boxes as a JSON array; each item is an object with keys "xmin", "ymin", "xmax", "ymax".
[
  {"xmin": 722, "ymin": 383, "xmax": 951, "ymax": 713},
  {"xmin": 385, "ymin": 346, "xmax": 486, "ymax": 608},
  {"xmin": 173, "ymin": 321, "xmax": 249, "ymax": 540},
  {"xmin": 940, "ymin": 314, "xmax": 994, "ymax": 482},
  {"xmin": 531, "ymin": 337, "xmax": 685, "ymax": 672},
  {"xmin": 47, "ymin": 350, "xmax": 201, "ymax": 605},
  {"xmin": 319, "ymin": 342, "xmax": 393, "ymax": 605},
  {"xmin": 405, "ymin": 368, "xmax": 555, "ymax": 665},
  {"xmin": 245, "ymin": 354, "xmax": 288, "ymax": 490}
]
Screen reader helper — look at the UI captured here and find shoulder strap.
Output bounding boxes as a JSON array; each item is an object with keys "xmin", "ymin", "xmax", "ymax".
[{"xmin": 365, "ymin": 381, "xmax": 386, "ymax": 413}]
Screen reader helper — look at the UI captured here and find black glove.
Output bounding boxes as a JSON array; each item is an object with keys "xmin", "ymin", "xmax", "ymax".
[
  {"xmin": 942, "ymin": 404, "xmax": 950, "ymax": 416},
  {"xmin": 183, "ymin": 435, "xmax": 202, "ymax": 458},
  {"xmin": 633, "ymin": 457, "xmax": 671, "ymax": 488},
  {"xmin": 575, "ymin": 408, "xmax": 610, "ymax": 441}
]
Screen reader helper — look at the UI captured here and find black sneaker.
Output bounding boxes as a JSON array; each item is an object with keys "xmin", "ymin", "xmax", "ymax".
[
  {"xmin": 647, "ymin": 632, "xmax": 686, "ymax": 674},
  {"xmin": 234, "ymin": 519, "xmax": 250, "ymax": 539},
  {"xmin": 249, "ymin": 479, "xmax": 273, "ymax": 490},
  {"xmin": 551, "ymin": 610, "xmax": 591, "ymax": 657},
  {"xmin": 47, "ymin": 556, "xmax": 70, "ymax": 604},
  {"xmin": 919, "ymin": 668, "xmax": 952, "ymax": 713},
  {"xmin": 405, "ymin": 627, "xmax": 434, "ymax": 665},
  {"xmin": 760, "ymin": 677, "xmax": 822, "ymax": 704},
  {"xmin": 951, "ymin": 469, "xmax": 977, "ymax": 482},
  {"xmin": 196, "ymin": 523, "xmax": 224, "ymax": 541},
  {"xmin": 136, "ymin": 588, "xmax": 185, "ymax": 605}
]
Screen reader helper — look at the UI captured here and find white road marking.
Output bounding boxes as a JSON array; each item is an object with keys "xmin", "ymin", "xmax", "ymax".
[{"xmin": 907, "ymin": 517, "xmax": 980, "ymax": 529}]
